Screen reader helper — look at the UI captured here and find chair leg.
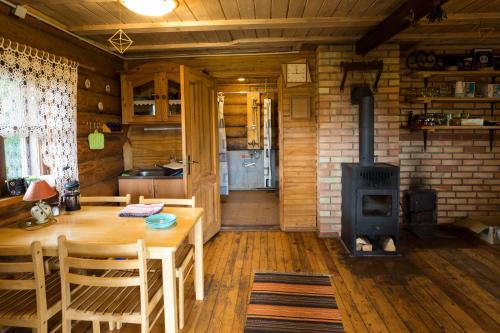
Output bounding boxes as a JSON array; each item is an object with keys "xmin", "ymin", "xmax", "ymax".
[
  {"xmin": 108, "ymin": 321, "xmax": 115, "ymax": 331},
  {"xmin": 178, "ymin": 272, "xmax": 185, "ymax": 330},
  {"xmin": 92, "ymin": 321, "xmax": 100, "ymax": 333},
  {"xmin": 62, "ymin": 318, "xmax": 71, "ymax": 333},
  {"xmin": 116, "ymin": 322, "xmax": 122, "ymax": 330},
  {"xmin": 38, "ymin": 319, "xmax": 48, "ymax": 333}
]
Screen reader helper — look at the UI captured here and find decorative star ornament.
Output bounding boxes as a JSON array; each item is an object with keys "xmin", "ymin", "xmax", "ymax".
[{"xmin": 108, "ymin": 29, "xmax": 133, "ymax": 54}]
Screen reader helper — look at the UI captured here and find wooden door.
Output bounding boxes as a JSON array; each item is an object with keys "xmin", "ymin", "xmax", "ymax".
[{"xmin": 181, "ymin": 65, "xmax": 220, "ymax": 242}]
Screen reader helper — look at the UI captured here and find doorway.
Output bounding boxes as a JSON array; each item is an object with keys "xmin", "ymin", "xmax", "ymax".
[{"xmin": 217, "ymin": 81, "xmax": 280, "ymax": 228}]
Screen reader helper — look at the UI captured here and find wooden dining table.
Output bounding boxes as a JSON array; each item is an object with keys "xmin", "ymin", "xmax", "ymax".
[{"xmin": 0, "ymin": 206, "xmax": 204, "ymax": 333}]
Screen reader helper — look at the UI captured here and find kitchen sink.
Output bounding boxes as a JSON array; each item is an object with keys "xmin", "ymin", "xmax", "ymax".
[
  {"xmin": 133, "ymin": 168, "xmax": 183, "ymax": 177},
  {"xmin": 137, "ymin": 169, "xmax": 169, "ymax": 177}
]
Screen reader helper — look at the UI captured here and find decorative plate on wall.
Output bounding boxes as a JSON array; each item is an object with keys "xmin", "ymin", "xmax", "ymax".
[
  {"xmin": 84, "ymin": 78, "xmax": 91, "ymax": 89},
  {"xmin": 98, "ymin": 101, "xmax": 104, "ymax": 111},
  {"xmin": 105, "ymin": 84, "xmax": 111, "ymax": 94}
]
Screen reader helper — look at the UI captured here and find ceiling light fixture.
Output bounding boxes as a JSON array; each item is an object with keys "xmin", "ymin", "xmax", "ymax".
[
  {"xmin": 120, "ymin": 0, "xmax": 178, "ymax": 17},
  {"xmin": 237, "ymin": 78, "xmax": 246, "ymax": 82}
]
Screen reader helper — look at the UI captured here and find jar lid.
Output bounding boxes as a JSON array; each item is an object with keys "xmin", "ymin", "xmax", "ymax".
[{"xmin": 64, "ymin": 180, "xmax": 80, "ymax": 190}]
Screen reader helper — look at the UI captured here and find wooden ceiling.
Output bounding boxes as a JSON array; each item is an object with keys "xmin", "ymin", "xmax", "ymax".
[{"xmin": 7, "ymin": 0, "xmax": 500, "ymax": 58}]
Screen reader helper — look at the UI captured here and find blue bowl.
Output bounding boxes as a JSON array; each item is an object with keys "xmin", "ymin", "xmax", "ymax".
[{"xmin": 145, "ymin": 213, "xmax": 176, "ymax": 229}]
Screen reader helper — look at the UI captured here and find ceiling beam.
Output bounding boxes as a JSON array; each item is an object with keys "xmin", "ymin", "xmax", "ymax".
[
  {"xmin": 120, "ymin": 31, "xmax": 500, "ymax": 53},
  {"xmin": 356, "ymin": 0, "xmax": 449, "ymax": 55},
  {"xmin": 69, "ymin": 12, "xmax": 500, "ymax": 36},
  {"xmin": 394, "ymin": 32, "xmax": 500, "ymax": 41},
  {"xmin": 419, "ymin": 12, "xmax": 500, "ymax": 25},
  {"xmin": 70, "ymin": 17, "xmax": 383, "ymax": 35},
  {"xmin": 122, "ymin": 36, "xmax": 360, "ymax": 52}
]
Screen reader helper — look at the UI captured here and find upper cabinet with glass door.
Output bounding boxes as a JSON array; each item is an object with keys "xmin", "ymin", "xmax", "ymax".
[{"xmin": 121, "ymin": 71, "xmax": 181, "ymax": 124}]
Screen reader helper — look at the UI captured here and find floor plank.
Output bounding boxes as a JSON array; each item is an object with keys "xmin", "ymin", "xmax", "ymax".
[
  {"xmin": 221, "ymin": 191, "xmax": 279, "ymax": 227},
  {"xmin": 15, "ymin": 229, "xmax": 499, "ymax": 333}
]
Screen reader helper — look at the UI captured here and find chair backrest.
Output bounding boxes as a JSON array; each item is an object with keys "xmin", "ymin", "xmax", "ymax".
[
  {"xmin": 57, "ymin": 236, "xmax": 149, "ymax": 323},
  {"xmin": 80, "ymin": 194, "xmax": 131, "ymax": 206},
  {"xmin": 139, "ymin": 196, "xmax": 195, "ymax": 208},
  {"xmin": 0, "ymin": 242, "xmax": 47, "ymax": 325}
]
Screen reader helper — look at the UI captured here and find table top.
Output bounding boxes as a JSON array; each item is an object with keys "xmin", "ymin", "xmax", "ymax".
[{"xmin": 0, "ymin": 206, "xmax": 204, "ymax": 258}]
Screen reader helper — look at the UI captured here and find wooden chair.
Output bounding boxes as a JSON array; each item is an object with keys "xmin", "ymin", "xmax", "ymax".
[
  {"xmin": 58, "ymin": 236, "xmax": 163, "ymax": 333},
  {"xmin": 139, "ymin": 195, "xmax": 195, "ymax": 330},
  {"xmin": 139, "ymin": 196, "xmax": 195, "ymax": 208},
  {"xmin": 0, "ymin": 242, "xmax": 61, "ymax": 333},
  {"xmin": 80, "ymin": 194, "xmax": 131, "ymax": 206}
]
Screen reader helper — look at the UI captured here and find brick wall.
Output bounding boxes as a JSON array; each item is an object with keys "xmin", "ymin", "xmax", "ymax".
[
  {"xmin": 400, "ymin": 51, "xmax": 500, "ymax": 223},
  {"xmin": 316, "ymin": 44, "xmax": 400, "ymax": 235}
]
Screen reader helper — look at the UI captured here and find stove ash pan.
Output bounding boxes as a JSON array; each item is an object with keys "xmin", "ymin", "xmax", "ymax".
[{"xmin": 341, "ymin": 163, "xmax": 400, "ymax": 256}]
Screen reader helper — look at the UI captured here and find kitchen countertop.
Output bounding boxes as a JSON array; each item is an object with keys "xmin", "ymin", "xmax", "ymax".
[
  {"xmin": 119, "ymin": 175, "xmax": 183, "ymax": 179},
  {"xmin": 118, "ymin": 169, "xmax": 183, "ymax": 180}
]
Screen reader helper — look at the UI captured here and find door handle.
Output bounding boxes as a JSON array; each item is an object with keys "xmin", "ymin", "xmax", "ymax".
[{"xmin": 187, "ymin": 156, "xmax": 199, "ymax": 175}]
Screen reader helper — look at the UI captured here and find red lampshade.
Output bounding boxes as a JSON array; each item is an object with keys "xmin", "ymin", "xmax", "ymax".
[{"xmin": 23, "ymin": 180, "xmax": 57, "ymax": 202}]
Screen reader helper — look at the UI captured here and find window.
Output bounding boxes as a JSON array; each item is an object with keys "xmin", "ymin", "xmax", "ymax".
[{"xmin": 3, "ymin": 135, "xmax": 47, "ymax": 178}]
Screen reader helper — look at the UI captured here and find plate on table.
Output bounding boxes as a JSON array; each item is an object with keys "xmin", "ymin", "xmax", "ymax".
[{"xmin": 145, "ymin": 213, "xmax": 177, "ymax": 230}]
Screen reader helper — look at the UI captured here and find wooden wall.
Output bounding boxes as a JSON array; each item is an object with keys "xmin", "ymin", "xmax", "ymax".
[
  {"xmin": 127, "ymin": 126, "xmax": 183, "ymax": 169},
  {"xmin": 218, "ymin": 84, "xmax": 278, "ymax": 151},
  {"xmin": 278, "ymin": 57, "xmax": 318, "ymax": 231},
  {"xmin": 0, "ymin": 3, "xmax": 123, "ymax": 225}
]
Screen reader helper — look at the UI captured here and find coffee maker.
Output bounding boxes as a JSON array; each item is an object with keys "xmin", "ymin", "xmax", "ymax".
[{"xmin": 62, "ymin": 180, "xmax": 81, "ymax": 211}]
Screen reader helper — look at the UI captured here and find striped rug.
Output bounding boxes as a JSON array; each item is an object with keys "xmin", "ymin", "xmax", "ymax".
[{"xmin": 244, "ymin": 272, "xmax": 345, "ymax": 332}]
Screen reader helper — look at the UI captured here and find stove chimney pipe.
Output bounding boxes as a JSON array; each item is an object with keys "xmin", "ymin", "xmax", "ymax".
[{"xmin": 351, "ymin": 86, "xmax": 374, "ymax": 166}]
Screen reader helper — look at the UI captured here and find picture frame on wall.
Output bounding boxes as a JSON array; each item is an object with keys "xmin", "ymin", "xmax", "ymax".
[{"xmin": 290, "ymin": 95, "xmax": 311, "ymax": 120}]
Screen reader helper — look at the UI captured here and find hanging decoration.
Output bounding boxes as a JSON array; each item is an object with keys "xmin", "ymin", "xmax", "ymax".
[
  {"xmin": 108, "ymin": 1, "xmax": 133, "ymax": 54},
  {"xmin": 108, "ymin": 29, "xmax": 133, "ymax": 54},
  {"xmin": 427, "ymin": 0, "xmax": 448, "ymax": 23}
]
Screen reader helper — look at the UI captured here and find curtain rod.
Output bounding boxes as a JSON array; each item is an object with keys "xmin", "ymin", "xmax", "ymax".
[{"xmin": 0, "ymin": 36, "xmax": 79, "ymax": 68}]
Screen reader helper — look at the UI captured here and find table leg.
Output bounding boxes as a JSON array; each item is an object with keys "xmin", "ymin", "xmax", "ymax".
[
  {"xmin": 162, "ymin": 250, "xmax": 178, "ymax": 333},
  {"xmin": 194, "ymin": 216, "xmax": 204, "ymax": 300}
]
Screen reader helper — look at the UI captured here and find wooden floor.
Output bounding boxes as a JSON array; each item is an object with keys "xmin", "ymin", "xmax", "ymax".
[
  {"xmin": 41, "ymin": 229, "xmax": 500, "ymax": 332},
  {"xmin": 221, "ymin": 191, "xmax": 279, "ymax": 227}
]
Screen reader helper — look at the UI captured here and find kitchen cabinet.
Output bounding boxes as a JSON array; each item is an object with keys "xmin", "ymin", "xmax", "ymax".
[
  {"xmin": 119, "ymin": 178, "xmax": 185, "ymax": 204},
  {"xmin": 121, "ymin": 71, "xmax": 181, "ymax": 124}
]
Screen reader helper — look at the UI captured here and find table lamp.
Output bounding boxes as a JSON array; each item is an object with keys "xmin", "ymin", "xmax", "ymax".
[{"xmin": 23, "ymin": 180, "xmax": 57, "ymax": 224}]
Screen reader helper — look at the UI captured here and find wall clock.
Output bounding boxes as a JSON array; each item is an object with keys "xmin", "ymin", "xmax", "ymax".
[
  {"xmin": 287, "ymin": 63, "xmax": 308, "ymax": 83},
  {"xmin": 282, "ymin": 59, "xmax": 311, "ymax": 87}
]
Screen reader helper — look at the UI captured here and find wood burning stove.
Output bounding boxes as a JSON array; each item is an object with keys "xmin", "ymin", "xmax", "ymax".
[{"xmin": 341, "ymin": 86, "xmax": 400, "ymax": 256}]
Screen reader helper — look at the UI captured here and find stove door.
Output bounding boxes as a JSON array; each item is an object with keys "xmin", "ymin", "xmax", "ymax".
[{"xmin": 355, "ymin": 189, "xmax": 399, "ymax": 235}]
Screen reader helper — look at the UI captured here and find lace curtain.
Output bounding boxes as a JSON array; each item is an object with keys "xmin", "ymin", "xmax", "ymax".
[{"xmin": 0, "ymin": 37, "xmax": 79, "ymax": 192}]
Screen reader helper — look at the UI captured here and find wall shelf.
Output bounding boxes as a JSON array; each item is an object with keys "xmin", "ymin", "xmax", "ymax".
[
  {"xmin": 402, "ymin": 125, "xmax": 500, "ymax": 151},
  {"xmin": 409, "ymin": 70, "xmax": 500, "ymax": 79},
  {"xmin": 408, "ymin": 97, "xmax": 500, "ymax": 104}
]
